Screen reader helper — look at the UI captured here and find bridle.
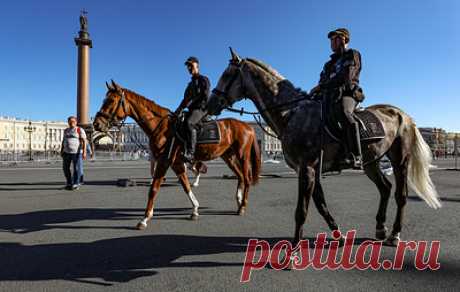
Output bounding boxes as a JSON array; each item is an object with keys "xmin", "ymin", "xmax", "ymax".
[
  {"xmin": 211, "ymin": 61, "xmax": 246, "ymax": 108},
  {"xmin": 211, "ymin": 59, "xmax": 314, "ymax": 140},
  {"xmin": 96, "ymin": 89, "xmax": 172, "ymax": 140},
  {"xmin": 96, "ymin": 90, "xmax": 128, "ymax": 128},
  {"xmin": 212, "ymin": 60, "xmax": 312, "ymax": 115}
]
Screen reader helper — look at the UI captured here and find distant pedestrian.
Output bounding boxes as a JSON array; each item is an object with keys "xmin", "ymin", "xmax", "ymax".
[{"xmin": 61, "ymin": 116, "xmax": 87, "ymax": 190}]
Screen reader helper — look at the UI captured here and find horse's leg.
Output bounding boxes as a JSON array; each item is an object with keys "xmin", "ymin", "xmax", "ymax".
[
  {"xmin": 222, "ymin": 153, "xmax": 245, "ymax": 215},
  {"xmin": 172, "ymin": 161, "xmax": 200, "ymax": 220},
  {"xmin": 311, "ymin": 182, "xmax": 341, "ymax": 235},
  {"xmin": 363, "ymin": 161, "xmax": 392, "ymax": 240},
  {"xmin": 293, "ymin": 163, "xmax": 315, "ymax": 246},
  {"xmin": 238, "ymin": 156, "xmax": 251, "ymax": 216},
  {"xmin": 149, "ymin": 158, "xmax": 156, "ymax": 185},
  {"xmin": 192, "ymin": 169, "xmax": 201, "ymax": 188},
  {"xmin": 385, "ymin": 158, "xmax": 408, "ymax": 246},
  {"xmin": 136, "ymin": 160, "xmax": 169, "ymax": 230},
  {"xmin": 237, "ymin": 141, "xmax": 254, "ymax": 216}
]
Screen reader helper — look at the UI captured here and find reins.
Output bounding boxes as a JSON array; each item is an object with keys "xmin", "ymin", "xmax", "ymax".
[
  {"xmin": 98, "ymin": 88, "xmax": 174, "ymax": 151},
  {"xmin": 216, "ymin": 59, "xmax": 314, "ymax": 140},
  {"xmin": 224, "ymin": 93, "xmax": 313, "ymax": 140}
]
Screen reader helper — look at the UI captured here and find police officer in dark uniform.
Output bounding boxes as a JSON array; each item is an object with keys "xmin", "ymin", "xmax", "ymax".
[
  {"xmin": 174, "ymin": 56, "xmax": 211, "ymax": 161},
  {"xmin": 310, "ymin": 28, "xmax": 365, "ymax": 169}
]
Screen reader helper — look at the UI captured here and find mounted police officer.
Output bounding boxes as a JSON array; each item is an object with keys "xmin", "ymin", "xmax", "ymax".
[
  {"xmin": 310, "ymin": 28, "xmax": 365, "ymax": 169},
  {"xmin": 174, "ymin": 56, "xmax": 211, "ymax": 161}
]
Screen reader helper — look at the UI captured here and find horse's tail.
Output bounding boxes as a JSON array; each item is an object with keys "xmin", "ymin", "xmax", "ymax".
[
  {"xmin": 407, "ymin": 123, "xmax": 441, "ymax": 209},
  {"xmin": 250, "ymin": 134, "xmax": 261, "ymax": 185}
]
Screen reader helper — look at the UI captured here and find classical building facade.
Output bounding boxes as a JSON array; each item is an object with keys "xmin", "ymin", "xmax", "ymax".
[
  {"xmin": 418, "ymin": 127, "xmax": 460, "ymax": 155},
  {"xmin": 0, "ymin": 117, "xmax": 67, "ymax": 154},
  {"xmin": 2, "ymin": 116, "xmax": 457, "ymax": 159},
  {"xmin": 119, "ymin": 124, "xmax": 149, "ymax": 151},
  {"xmin": 246, "ymin": 121, "xmax": 283, "ymax": 157}
]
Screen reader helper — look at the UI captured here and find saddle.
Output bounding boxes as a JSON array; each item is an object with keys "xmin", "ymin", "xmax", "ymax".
[
  {"xmin": 175, "ymin": 115, "xmax": 221, "ymax": 145},
  {"xmin": 353, "ymin": 108, "xmax": 385, "ymax": 142},
  {"xmin": 196, "ymin": 120, "xmax": 221, "ymax": 144},
  {"xmin": 325, "ymin": 105, "xmax": 385, "ymax": 143}
]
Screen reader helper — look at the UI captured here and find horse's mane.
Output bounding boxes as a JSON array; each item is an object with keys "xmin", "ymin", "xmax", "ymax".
[
  {"xmin": 245, "ymin": 58, "xmax": 285, "ymax": 80},
  {"xmin": 244, "ymin": 58, "xmax": 300, "ymax": 97},
  {"xmin": 122, "ymin": 88, "xmax": 171, "ymax": 116}
]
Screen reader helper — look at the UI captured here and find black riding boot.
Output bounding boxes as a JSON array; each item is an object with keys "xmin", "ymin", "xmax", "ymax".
[
  {"xmin": 184, "ymin": 128, "xmax": 197, "ymax": 162},
  {"xmin": 348, "ymin": 123, "xmax": 363, "ymax": 169}
]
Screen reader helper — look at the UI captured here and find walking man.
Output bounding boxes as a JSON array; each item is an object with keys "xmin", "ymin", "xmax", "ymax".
[{"xmin": 61, "ymin": 116, "xmax": 87, "ymax": 190}]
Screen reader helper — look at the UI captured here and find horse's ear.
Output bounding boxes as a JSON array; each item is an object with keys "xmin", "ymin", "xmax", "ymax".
[
  {"xmin": 106, "ymin": 81, "xmax": 114, "ymax": 91},
  {"xmin": 111, "ymin": 79, "xmax": 121, "ymax": 92},
  {"xmin": 229, "ymin": 47, "xmax": 242, "ymax": 64}
]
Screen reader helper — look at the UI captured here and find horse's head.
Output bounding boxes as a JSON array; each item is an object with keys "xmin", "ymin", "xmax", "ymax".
[
  {"xmin": 208, "ymin": 48, "xmax": 254, "ymax": 115},
  {"xmin": 93, "ymin": 80, "xmax": 129, "ymax": 132}
]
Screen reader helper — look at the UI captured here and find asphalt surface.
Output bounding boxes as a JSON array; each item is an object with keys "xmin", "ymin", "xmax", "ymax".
[{"xmin": 0, "ymin": 159, "xmax": 459, "ymax": 291}]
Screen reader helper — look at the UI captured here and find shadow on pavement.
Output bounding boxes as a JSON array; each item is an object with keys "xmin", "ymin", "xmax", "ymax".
[
  {"xmin": 0, "ymin": 180, "xmax": 118, "ymax": 191},
  {"xmin": 408, "ymin": 195, "xmax": 460, "ymax": 203},
  {"xmin": 0, "ymin": 207, "xmax": 229, "ymax": 234},
  {"xmin": 1, "ymin": 233, "xmax": 459, "ymax": 286},
  {"xmin": 0, "ymin": 208, "xmax": 143, "ymax": 233},
  {"xmin": 0, "ymin": 179, "xmax": 186, "ymax": 190},
  {"xmin": 0, "ymin": 234, "xmax": 249, "ymax": 285}
]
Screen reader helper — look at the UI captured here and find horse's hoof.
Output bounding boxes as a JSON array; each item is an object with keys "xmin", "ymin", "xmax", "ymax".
[
  {"xmin": 238, "ymin": 207, "xmax": 246, "ymax": 216},
  {"xmin": 190, "ymin": 213, "xmax": 199, "ymax": 221},
  {"xmin": 136, "ymin": 221, "xmax": 147, "ymax": 230},
  {"xmin": 383, "ymin": 234, "xmax": 400, "ymax": 247},
  {"xmin": 192, "ymin": 183, "xmax": 199, "ymax": 188},
  {"xmin": 375, "ymin": 227, "xmax": 388, "ymax": 240}
]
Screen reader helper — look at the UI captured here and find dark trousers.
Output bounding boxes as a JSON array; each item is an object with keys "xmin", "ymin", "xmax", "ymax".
[
  {"xmin": 77, "ymin": 153, "xmax": 84, "ymax": 182},
  {"xmin": 186, "ymin": 109, "xmax": 207, "ymax": 132},
  {"xmin": 63, "ymin": 152, "xmax": 80, "ymax": 186},
  {"xmin": 184, "ymin": 109, "xmax": 207, "ymax": 154}
]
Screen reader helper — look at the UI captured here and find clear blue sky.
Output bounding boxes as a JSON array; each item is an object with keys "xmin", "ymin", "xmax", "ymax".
[{"xmin": 1, "ymin": 0, "xmax": 459, "ymax": 131}]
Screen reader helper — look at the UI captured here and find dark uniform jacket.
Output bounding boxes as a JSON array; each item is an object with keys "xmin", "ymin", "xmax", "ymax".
[
  {"xmin": 319, "ymin": 48, "xmax": 364, "ymax": 102},
  {"xmin": 178, "ymin": 74, "xmax": 211, "ymax": 112}
]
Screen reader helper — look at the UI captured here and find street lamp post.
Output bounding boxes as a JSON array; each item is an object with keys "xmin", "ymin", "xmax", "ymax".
[
  {"xmin": 44, "ymin": 122, "xmax": 49, "ymax": 160},
  {"xmin": 24, "ymin": 121, "xmax": 36, "ymax": 161},
  {"xmin": 455, "ymin": 133, "xmax": 459, "ymax": 170},
  {"xmin": 444, "ymin": 131, "xmax": 448, "ymax": 159},
  {"xmin": 0, "ymin": 138, "xmax": 9, "ymax": 161}
]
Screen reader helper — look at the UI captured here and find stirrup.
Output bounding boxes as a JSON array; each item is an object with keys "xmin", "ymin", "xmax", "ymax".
[
  {"xmin": 339, "ymin": 154, "xmax": 362, "ymax": 170},
  {"xmin": 352, "ymin": 155, "xmax": 363, "ymax": 170}
]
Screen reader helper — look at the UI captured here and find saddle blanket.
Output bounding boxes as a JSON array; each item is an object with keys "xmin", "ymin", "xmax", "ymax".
[
  {"xmin": 197, "ymin": 120, "xmax": 221, "ymax": 144},
  {"xmin": 354, "ymin": 109, "xmax": 385, "ymax": 141}
]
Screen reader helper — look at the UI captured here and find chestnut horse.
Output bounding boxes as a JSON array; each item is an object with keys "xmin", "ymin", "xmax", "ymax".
[{"xmin": 93, "ymin": 81, "xmax": 261, "ymax": 230}]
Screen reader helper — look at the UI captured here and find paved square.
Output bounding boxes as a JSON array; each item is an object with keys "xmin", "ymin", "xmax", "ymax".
[{"xmin": 0, "ymin": 160, "xmax": 459, "ymax": 291}]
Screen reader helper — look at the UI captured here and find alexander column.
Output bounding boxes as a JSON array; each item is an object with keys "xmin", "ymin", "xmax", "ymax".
[{"xmin": 74, "ymin": 11, "xmax": 92, "ymax": 127}]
